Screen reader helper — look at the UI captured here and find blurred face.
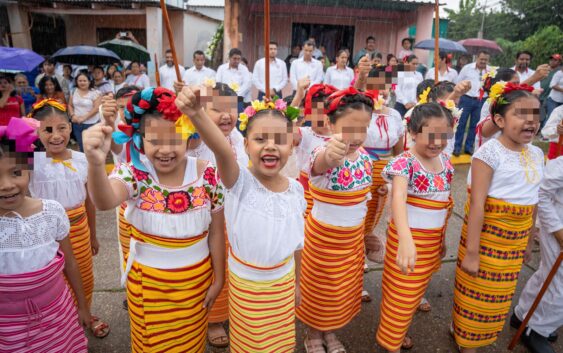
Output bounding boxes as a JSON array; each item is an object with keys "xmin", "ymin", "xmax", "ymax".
[
  {"xmin": 367, "ymin": 39, "xmax": 376, "ymax": 51},
  {"xmin": 116, "ymin": 97, "xmax": 128, "ymax": 122},
  {"xmin": 494, "ymin": 96, "xmax": 540, "ymax": 146},
  {"xmin": 328, "ymin": 108, "xmax": 371, "ymax": 154},
  {"xmin": 131, "ymin": 63, "xmax": 140, "ymax": 75},
  {"xmin": 388, "ymin": 57, "xmax": 398, "ymax": 66},
  {"xmin": 306, "ymin": 101, "xmax": 329, "ymax": 132},
  {"xmin": 303, "ymin": 45, "xmax": 314, "ymax": 60},
  {"xmin": 476, "ymin": 53, "xmax": 490, "ymax": 70},
  {"xmin": 63, "ymin": 66, "xmax": 72, "ymax": 76},
  {"xmin": 165, "ymin": 52, "xmax": 174, "ymax": 67},
  {"xmin": 15, "ymin": 76, "xmax": 28, "ymax": 88},
  {"xmin": 93, "ymin": 68, "xmax": 104, "ymax": 81},
  {"xmin": 292, "ymin": 46, "xmax": 301, "ymax": 56},
  {"xmin": 76, "ymin": 75, "xmax": 90, "ymax": 90},
  {"xmin": 194, "ymin": 54, "xmax": 205, "ymax": 69},
  {"xmin": 408, "ymin": 58, "xmax": 419, "ymax": 67},
  {"xmin": 337, "ymin": 52, "xmax": 349, "ymax": 67},
  {"xmin": 44, "ymin": 80, "xmax": 55, "ymax": 94},
  {"xmin": 229, "ymin": 54, "xmax": 241, "ymax": 68},
  {"xmin": 411, "ymin": 116, "xmax": 452, "ymax": 159},
  {"xmin": 0, "ymin": 155, "xmax": 30, "ymax": 212},
  {"xmin": 38, "ymin": 113, "xmax": 71, "ymax": 156},
  {"xmin": 516, "ymin": 53, "xmax": 531, "ymax": 70},
  {"xmin": 113, "ymin": 71, "xmax": 124, "ymax": 84},
  {"xmin": 269, "ymin": 44, "xmax": 278, "ymax": 59},
  {"xmin": 43, "ymin": 62, "xmax": 55, "ymax": 74},
  {"xmin": 402, "ymin": 40, "xmax": 411, "ymax": 50},
  {"xmin": 142, "ymin": 117, "xmax": 188, "ymax": 175},
  {"xmin": 0, "ymin": 78, "xmax": 10, "ymax": 92},
  {"xmin": 373, "ymin": 56, "xmax": 382, "ymax": 66},
  {"xmin": 204, "ymin": 94, "xmax": 238, "ymax": 136},
  {"xmin": 245, "ymin": 115, "xmax": 294, "ymax": 178},
  {"xmin": 549, "ymin": 58, "xmax": 561, "ymax": 69}
]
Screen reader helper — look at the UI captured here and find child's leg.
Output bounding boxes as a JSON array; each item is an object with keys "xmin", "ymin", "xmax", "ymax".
[{"xmin": 207, "ymin": 231, "xmax": 229, "ymax": 348}]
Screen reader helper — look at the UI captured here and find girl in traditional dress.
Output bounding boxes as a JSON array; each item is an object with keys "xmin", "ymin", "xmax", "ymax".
[
  {"xmin": 28, "ymin": 99, "xmax": 110, "ymax": 338},
  {"xmin": 84, "ymin": 87, "xmax": 225, "ymax": 353},
  {"xmin": 0, "ymin": 117, "xmax": 90, "ymax": 353},
  {"xmin": 452, "ymin": 82, "xmax": 544, "ymax": 353},
  {"xmin": 297, "ymin": 88, "xmax": 374, "ymax": 353},
  {"xmin": 175, "ymin": 85, "xmax": 305, "ymax": 353}
]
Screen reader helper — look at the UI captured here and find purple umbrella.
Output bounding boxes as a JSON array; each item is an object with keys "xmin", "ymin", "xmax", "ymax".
[{"xmin": 0, "ymin": 47, "xmax": 44, "ymax": 73}]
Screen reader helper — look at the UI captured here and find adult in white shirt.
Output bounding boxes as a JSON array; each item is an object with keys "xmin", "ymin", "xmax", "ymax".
[
  {"xmin": 111, "ymin": 70, "xmax": 128, "ymax": 93},
  {"xmin": 324, "ymin": 50, "xmax": 354, "ymax": 90},
  {"xmin": 289, "ymin": 40, "xmax": 324, "ymax": 92},
  {"xmin": 125, "ymin": 61, "xmax": 150, "ymax": 89},
  {"xmin": 159, "ymin": 49, "xmax": 186, "ymax": 91},
  {"xmin": 453, "ymin": 50, "xmax": 490, "ymax": 155},
  {"xmin": 512, "ymin": 51, "xmax": 541, "ymax": 89},
  {"xmin": 298, "ymin": 37, "xmax": 323, "ymax": 60},
  {"xmin": 425, "ymin": 52, "xmax": 458, "ymax": 83},
  {"xmin": 394, "ymin": 55, "xmax": 423, "ymax": 117},
  {"xmin": 216, "ymin": 48, "xmax": 252, "ymax": 104},
  {"xmin": 252, "ymin": 41, "xmax": 288, "ymax": 99},
  {"xmin": 546, "ymin": 68, "xmax": 563, "ymax": 118},
  {"xmin": 183, "ymin": 50, "xmax": 216, "ymax": 87}
]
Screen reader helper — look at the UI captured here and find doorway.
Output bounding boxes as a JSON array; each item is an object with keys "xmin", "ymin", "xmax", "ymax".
[{"xmin": 291, "ymin": 23, "xmax": 355, "ymax": 63}]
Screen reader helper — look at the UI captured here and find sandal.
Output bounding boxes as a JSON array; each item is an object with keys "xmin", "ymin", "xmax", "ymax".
[
  {"xmin": 401, "ymin": 335, "xmax": 414, "ymax": 350},
  {"xmin": 417, "ymin": 297, "xmax": 431, "ymax": 312},
  {"xmin": 361, "ymin": 290, "xmax": 372, "ymax": 302},
  {"xmin": 364, "ymin": 263, "xmax": 369, "ymax": 273},
  {"xmin": 90, "ymin": 316, "xmax": 110, "ymax": 338},
  {"xmin": 323, "ymin": 332, "xmax": 346, "ymax": 353},
  {"xmin": 208, "ymin": 323, "xmax": 229, "ymax": 348},
  {"xmin": 305, "ymin": 335, "xmax": 326, "ymax": 353}
]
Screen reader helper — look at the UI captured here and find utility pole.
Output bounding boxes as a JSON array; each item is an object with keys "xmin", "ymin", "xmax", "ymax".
[{"xmin": 478, "ymin": 0, "xmax": 487, "ymax": 38}]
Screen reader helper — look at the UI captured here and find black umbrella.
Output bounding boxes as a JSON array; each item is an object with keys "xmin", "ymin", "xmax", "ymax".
[
  {"xmin": 98, "ymin": 39, "xmax": 150, "ymax": 63},
  {"xmin": 51, "ymin": 45, "xmax": 121, "ymax": 66}
]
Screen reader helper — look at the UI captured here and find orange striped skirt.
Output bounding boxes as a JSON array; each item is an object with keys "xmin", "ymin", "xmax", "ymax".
[
  {"xmin": 452, "ymin": 197, "xmax": 534, "ymax": 348},
  {"xmin": 376, "ymin": 196, "xmax": 453, "ymax": 351},
  {"xmin": 228, "ymin": 252, "xmax": 296, "ymax": 353},
  {"xmin": 363, "ymin": 159, "xmax": 389, "ymax": 235},
  {"xmin": 208, "ymin": 230, "xmax": 229, "ymax": 324},
  {"xmin": 118, "ymin": 202, "xmax": 131, "ymax": 266},
  {"xmin": 127, "ymin": 226, "xmax": 212, "ymax": 353},
  {"xmin": 298, "ymin": 171, "xmax": 313, "ymax": 218},
  {"xmin": 65, "ymin": 204, "xmax": 94, "ymax": 308}
]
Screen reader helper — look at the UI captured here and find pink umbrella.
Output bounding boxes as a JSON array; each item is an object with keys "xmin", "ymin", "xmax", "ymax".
[{"xmin": 458, "ymin": 38, "xmax": 503, "ymax": 55}]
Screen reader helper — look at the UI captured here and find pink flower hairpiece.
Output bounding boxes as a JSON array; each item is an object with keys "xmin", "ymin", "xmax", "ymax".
[{"xmin": 0, "ymin": 117, "xmax": 39, "ymax": 153}]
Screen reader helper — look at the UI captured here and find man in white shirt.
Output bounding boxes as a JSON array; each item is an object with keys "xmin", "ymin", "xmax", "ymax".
[
  {"xmin": 546, "ymin": 68, "xmax": 563, "ymax": 118},
  {"xmin": 394, "ymin": 55, "xmax": 423, "ymax": 117},
  {"xmin": 298, "ymin": 37, "xmax": 323, "ymax": 60},
  {"xmin": 252, "ymin": 41, "xmax": 288, "ymax": 100},
  {"xmin": 182, "ymin": 51, "xmax": 216, "ymax": 87},
  {"xmin": 425, "ymin": 52, "xmax": 458, "ymax": 83},
  {"xmin": 159, "ymin": 49, "xmax": 185, "ymax": 91},
  {"xmin": 289, "ymin": 40, "xmax": 324, "ymax": 92},
  {"xmin": 216, "ymin": 48, "xmax": 252, "ymax": 106},
  {"xmin": 512, "ymin": 51, "xmax": 541, "ymax": 90},
  {"xmin": 453, "ymin": 50, "xmax": 490, "ymax": 156}
]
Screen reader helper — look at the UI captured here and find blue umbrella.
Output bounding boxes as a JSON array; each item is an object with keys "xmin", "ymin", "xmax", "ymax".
[
  {"xmin": 414, "ymin": 38, "xmax": 468, "ymax": 53},
  {"xmin": 51, "ymin": 45, "xmax": 121, "ymax": 66},
  {"xmin": 0, "ymin": 47, "xmax": 44, "ymax": 73}
]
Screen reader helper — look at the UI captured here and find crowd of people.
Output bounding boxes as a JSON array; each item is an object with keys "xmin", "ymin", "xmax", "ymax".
[{"xmin": 0, "ymin": 33, "xmax": 562, "ymax": 353}]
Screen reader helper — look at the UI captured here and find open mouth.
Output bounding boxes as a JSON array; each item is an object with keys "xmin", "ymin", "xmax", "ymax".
[
  {"xmin": 261, "ymin": 155, "xmax": 279, "ymax": 169},
  {"xmin": 219, "ymin": 121, "xmax": 232, "ymax": 132},
  {"xmin": 0, "ymin": 192, "xmax": 20, "ymax": 202},
  {"xmin": 156, "ymin": 156, "xmax": 175, "ymax": 166},
  {"xmin": 49, "ymin": 140, "xmax": 65, "ymax": 147},
  {"xmin": 521, "ymin": 127, "xmax": 535, "ymax": 137}
]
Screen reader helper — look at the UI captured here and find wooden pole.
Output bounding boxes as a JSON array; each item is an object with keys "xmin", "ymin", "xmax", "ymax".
[
  {"xmin": 434, "ymin": 0, "xmax": 440, "ymax": 83},
  {"xmin": 264, "ymin": 0, "xmax": 271, "ymax": 100},
  {"xmin": 159, "ymin": 0, "xmax": 182, "ymax": 82},
  {"xmin": 508, "ymin": 252, "xmax": 563, "ymax": 349},
  {"xmin": 154, "ymin": 53, "xmax": 161, "ymax": 87}
]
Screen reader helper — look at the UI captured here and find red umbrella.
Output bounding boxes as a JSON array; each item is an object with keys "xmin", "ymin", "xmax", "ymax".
[{"xmin": 458, "ymin": 38, "xmax": 503, "ymax": 55}]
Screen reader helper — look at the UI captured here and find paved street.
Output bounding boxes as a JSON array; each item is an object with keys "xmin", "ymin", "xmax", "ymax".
[{"xmin": 87, "ymin": 164, "xmax": 562, "ymax": 353}]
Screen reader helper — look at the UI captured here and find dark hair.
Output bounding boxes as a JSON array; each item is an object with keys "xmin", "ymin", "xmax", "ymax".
[
  {"xmin": 38, "ymin": 76, "xmax": 63, "ymax": 95},
  {"xmin": 213, "ymin": 82, "xmax": 238, "ymax": 97},
  {"xmin": 516, "ymin": 50, "xmax": 533, "ymax": 60},
  {"xmin": 375, "ymin": 53, "xmax": 383, "ymax": 59},
  {"xmin": 0, "ymin": 76, "xmax": 17, "ymax": 98},
  {"xmin": 416, "ymin": 79, "xmax": 435, "ymax": 99},
  {"xmin": 116, "ymin": 85, "xmax": 141, "ymax": 99},
  {"xmin": 325, "ymin": 93, "xmax": 373, "ymax": 124},
  {"xmin": 92, "ymin": 66, "xmax": 104, "ymax": 73},
  {"xmin": 387, "ymin": 54, "xmax": 396, "ymax": 63},
  {"xmin": 105, "ymin": 64, "xmax": 117, "ymax": 80},
  {"xmin": 193, "ymin": 50, "xmax": 205, "ymax": 58},
  {"xmin": 245, "ymin": 109, "xmax": 289, "ymax": 135},
  {"xmin": 406, "ymin": 54, "xmax": 418, "ymax": 63},
  {"xmin": 269, "ymin": 41, "xmax": 278, "ymax": 47},
  {"xmin": 401, "ymin": 38, "xmax": 412, "ymax": 45},
  {"xmin": 30, "ymin": 102, "xmax": 69, "ymax": 122},
  {"xmin": 42, "ymin": 57, "xmax": 56, "ymax": 66},
  {"xmin": 74, "ymin": 72, "xmax": 94, "ymax": 89},
  {"xmin": 482, "ymin": 68, "xmax": 517, "ymax": 95},
  {"xmin": 429, "ymin": 81, "xmax": 455, "ymax": 101},
  {"xmin": 63, "ymin": 64, "xmax": 73, "ymax": 73},
  {"xmin": 408, "ymin": 102, "xmax": 453, "ymax": 133},
  {"xmin": 130, "ymin": 61, "xmax": 141, "ymax": 68},
  {"xmin": 336, "ymin": 49, "xmax": 349, "ymax": 59},
  {"xmin": 477, "ymin": 50, "xmax": 490, "ymax": 57},
  {"xmin": 112, "ymin": 70, "xmax": 124, "ymax": 78},
  {"xmin": 165, "ymin": 49, "xmax": 173, "ymax": 54},
  {"xmin": 229, "ymin": 48, "xmax": 242, "ymax": 58},
  {"xmin": 439, "ymin": 52, "xmax": 448, "ymax": 61},
  {"xmin": 366, "ymin": 36, "xmax": 376, "ymax": 43},
  {"xmin": 490, "ymin": 89, "xmax": 536, "ymax": 118},
  {"xmin": 303, "ymin": 40, "xmax": 315, "ymax": 48}
]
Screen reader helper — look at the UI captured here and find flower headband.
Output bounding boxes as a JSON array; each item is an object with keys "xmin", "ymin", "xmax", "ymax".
[
  {"xmin": 238, "ymin": 97, "xmax": 300, "ymax": 131},
  {"xmin": 325, "ymin": 87, "xmax": 375, "ymax": 115},
  {"xmin": 0, "ymin": 117, "xmax": 39, "ymax": 166},
  {"xmin": 437, "ymin": 99, "xmax": 463, "ymax": 120},
  {"xmin": 418, "ymin": 87, "xmax": 431, "ymax": 104},
  {"xmin": 487, "ymin": 81, "xmax": 534, "ymax": 111},
  {"xmin": 479, "ymin": 66, "xmax": 498, "ymax": 100},
  {"xmin": 28, "ymin": 98, "xmax": 67, "ymax": 118},
  {"xmin": 304, "ymin": 84, "xmax": 337, "ymax": 115}
]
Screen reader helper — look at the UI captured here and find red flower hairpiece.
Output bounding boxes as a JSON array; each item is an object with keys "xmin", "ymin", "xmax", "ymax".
[
  {"xmin": 325, "ymin": 87, "xmax": 375, "ymax": 115},
  {"xmin": 154, "ymin": 87, "xmax": 182, "ymax": 122},
  {"xmin": 304, "ymin": 84, "xmax": 337, "ymax": 115},
  {"xmin": 503, "ymin": 82, "xmax": 533, "ymax": 95}
]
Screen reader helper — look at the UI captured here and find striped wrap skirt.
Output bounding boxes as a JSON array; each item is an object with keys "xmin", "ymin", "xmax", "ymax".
[
  {"xmin": 298, "ymin": 171, "xmax": 314, "ymax": 218},
  {"xmin": 363, "ymin": 158, "xmax": 389, "ymax": 236},
  {"xmin": 66, "ymin": 204, "xmax": 94, "ymax": 308}
]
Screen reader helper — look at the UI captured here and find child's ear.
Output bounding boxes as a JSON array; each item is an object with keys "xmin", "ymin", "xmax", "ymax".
[
  {"xmin": 492, "ymin": 113, "xmax": 504, "ymax": 129},
  {"xmin": 243, "ymin": 137, "xmax": 249, "ymax": 155}
]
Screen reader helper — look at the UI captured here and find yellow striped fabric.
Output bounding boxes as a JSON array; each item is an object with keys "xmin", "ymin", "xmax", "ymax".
[
  {"xmin": 118, "ymin": 202, "xmax": 131, "ymax": 268},
  {"xmin": 452, "ymin": 197, "xmax": 534, "ymax": 348},
  {"xmin": 363, "ymin": 159, "xmax": 389, "ymax": 236},
  {"xmin": 127, "ymin": 226, "xmax": 212, "ymax": 353},
  {"xmin": 65, "ymin": 204, "xmax": 94, "ymax": 308},
  {"xmin": 298, "ymin": 171, "xmax": 314, "ymax": 218},
  {"xmin": 208, "ymin": 232, "xmax": 229, "ymax": 324},
  {"xmin": 228, "ymin": 263, "xmax": 296, "ymax": 353}
]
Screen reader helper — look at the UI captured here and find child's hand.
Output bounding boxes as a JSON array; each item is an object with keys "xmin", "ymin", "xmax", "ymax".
[
  {"xmin": 554, "ymin": 228, "xmax": 563, "ymax": 249},
  {"xmin": 297, "ymin": 77, "xmax": 311, "ymax": 91},
  {"xmin": 173, "ymin": 81, "xmax": 184, "ymax": 94},
  {"xmin": 396, "ymin": 236, "xmax": 416, "ymax": 274},
  {"xmin": 324, "ymin": 134, "xmax": 347, "ymax": 168},
  {"xmin": 358, "ymin": 55, "xmax": 372, "ymax": 76},
  {"xmin": 91, "ymin": 237, "xmax": 99, "ymax": 256},
  {"xmin": 101, "ymin": 94, "xmax": 118, "ymax": 128},
  {"xmin": 82, "ymin": 123, "xmax": 113, "ymax": 166},
  {"xmin": 175, "ymin": 86, "xmax": 202, "ymax": 117},
  {"xmin": 454, "ymin": 80, "xmax": 471, "ymax": 96},
  {"xmin": 295, "ymin": 284, "xmax": 302, "ymax": 307},
  {"xmin": 78, "ymin": 306, "xmax": 92, "ymax": 329},
  {"xmin": 202, "ymin": 281, "xmax": 223, "ymax": 310},
  {"xmin": 376, "ymin": 185, "xmax": 388, "ymax": 196},
  {"xmin": 460, "ymin": 253, "xmax": 479, "ymax": 277}
]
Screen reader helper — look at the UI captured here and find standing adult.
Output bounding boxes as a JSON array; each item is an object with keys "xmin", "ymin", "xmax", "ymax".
[
  {"xmin": 299, "ymin": 37, "xmax": 323, "ymax": 60},
  {"xmin": 289, "ymin": 40, "xmax": 324, "ymax": 92},
  {"xmin": 285, "ymin": 45, "xmax": 301, "ymax": 75},
  {"xmin": 397, "ymin": 38, "xmax": 413, "ymax": 62},
  {"xmin": 454, "ymin": 54, "xmax": 471, "ymax": 73},
  {"xmin": 68, "ymin": 73, "xmax": 101, "ymax": 151},
  {"xmin": 92, "ymin": 66, "xmax": 113, "ymax": 95},
  {"xmin": 125, "ymin": 61, "xmax": 150, "ymax": 89},
  {"xmin": 394, "ymin": 55, "xmax": 423, "ymax": 117},
  {"xmin": 252, "ymin": 42, "xmax": 288, "ymax": 100},
  {"xmin": 159, "ymin": 49, "xmax": 186, "ymax": 91},
  {"xmin": 62, "ymin": 64, "xmax": 74, "ymax": 92},
  {"xmin": 353, "ymin": 36, "xmax": 379, "ymax": 67},
  {"xmin": 36, "ymin": 76, "xmax": 67, "ymax": 104},
  {"xmin": 512, "ymin": 51, "xmax": 540, "ymax": 89},
  {"xmin": 0, "ymin": 76, "xmax": 24, "ymax": 125},
  {"xmin": 35, "ymin": 58, "xmax": 70, "ymax": 102},
  {"xmin": 540, "ymin": 54, "xmax": 562, "ymax": 122},
  {"xmin": 216, "ymin": 48, "xmax": 252, "ymax": 105},
  {"xmin": 324, "ymin": 50, "xmax": 354, "ymax": 89},
  {"xmin": 183, "ymin": 51, "xmax": 217, "ymax": 86},
  {"xmin": 453, "ymin": 50, "xmax": 490, "ymax": 156},
  {"xmin": 111, "ymin": 70, "xmax": 127, "ymax": 94},
  {"xmin": 14, "ymin": 73, "xmax": 38, "ymax": 115},
  {"xmin": 546, "ymin": 66, "xmax": 563, "ymax": 118},
  {"xmin": 425, "ymin": 52, "xmax": 458, "ymax": 82}
]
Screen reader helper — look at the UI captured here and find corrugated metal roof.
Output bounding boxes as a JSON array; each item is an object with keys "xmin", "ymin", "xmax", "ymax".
[
  {"xmin": 187, "ymin": 0, "xmax": 224, "ymax": 7},
  {"xmin": 21, "ymin": 0, "xmax": 186, "ymax": 9}
]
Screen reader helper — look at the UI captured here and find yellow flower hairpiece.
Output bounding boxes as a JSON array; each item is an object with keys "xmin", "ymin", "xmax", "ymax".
[
  {"xmin": 203, "ymin": 77, "xmax": 217, "ymax": 88},
  {"xmin": 175, "ymin": 114, "xmax": 196, "ymax": 140},
  {"xmin": 481, "ymin": 66, "xmax": 498, "ymax": 82},
  {"xmin": 239, "ymin": 97, "xmax": 298, "ymax": 132},
  {"xmin": 229, "ymin": 82, "xmax": 240, "ymax": 92},
  {"xmin": 373, "ymin": 96, "xmax": 386, "ymax": 111},
  {"xmin": 238, "ymin": 113, "xmax": 249, "ymax": 131},
  {"xmin": 418, "ymin": 87, "xmax": 431, "ymax": 104},
  {"xmin": 487, "ymin": 81, "xmax": 507, "ymax": 105}
]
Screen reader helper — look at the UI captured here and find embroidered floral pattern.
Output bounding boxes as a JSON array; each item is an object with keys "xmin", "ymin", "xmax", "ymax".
[
  {"xmin": 140, "ymin": 189, "xmax": 166, "ymax": 212},
  {"xmin": 191, "ymin": 187, "xmax": 210, "ymax": 207},
  {"xmin": 132, "ymin": 167, "xmax": 149, "ymax": 182},
  {"xmin": 203, "ymin": 167, "xmax": 218, "ymax": 186},
  {"xmin": 166, "ymin": 191, "xmax": 191, "ymax": 213},
  {"xmin": 314, "ymin": 148, "xmax": 372, "ymax": 191},
  {"xmin": 338, "ymin": 168, "xmax": 353, "ymax": 187}
]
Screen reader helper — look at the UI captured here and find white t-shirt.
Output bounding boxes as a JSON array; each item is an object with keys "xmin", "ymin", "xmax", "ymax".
[
  {"xmin": 324, "ymin": 66, "xmax": 355, "ymax": 90},
  {"xmin": 548, "ymin": 70, "xmax": 563, "ymax": 103},
  {"xmin": 425, "ymin": 67, "xmax": 458, "ymax": 82},
  {"xmin": 125, "ymin": 73, "xmax": 150, "ymax": 89},
  {"xmin": 71, "ymin": 89, "xmax": 101, "ymax": 125},
  {"xmin": 182, "ymin": 66, "xmax": 217, "ymax": 87},
  {"xmin": 364, "ymin": 109, "xmax": 404, "ymax": 158}
]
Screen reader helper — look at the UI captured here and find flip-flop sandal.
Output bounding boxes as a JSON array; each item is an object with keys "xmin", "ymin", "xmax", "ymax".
[
  {"xmin": 304, "ymin": 335, "xmax": 326, "ymax": 353},
  {"xmin": 401, "ymin": 335, "xmax": 414, "ymax": 350},
  {"xmin": 90, "ymin": 316, "xmax": 110, "ymax": 338},
  {"xmin": 208, "ymin": 323, "xmax": 229, "ymax": 348},
  {"xmin": 323, "ymin": 333, "xmax": 346, "ymax": 353},
  {"xmin": 417, "ymin": 297, "xmax": 431, "ymax": 312},
  {"xmin": 364, "ymin": 263, "xmax": 369, "ymax": 273},
  {"xmin": 361, "ymin": 290, "xmax": 372, "ymax": 302}
]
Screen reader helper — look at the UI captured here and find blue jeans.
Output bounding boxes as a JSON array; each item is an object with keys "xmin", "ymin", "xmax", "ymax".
[
  {"xmin": 72, "ymin": 122, "xmax": 96, "ymax": 152},
  {"xmin": 546, "ymin": 97, "xmax": 562, "ymax": 121},
  {"xmin": 454, "ymin": 95, "xmax": 484, "ymax": 154}
]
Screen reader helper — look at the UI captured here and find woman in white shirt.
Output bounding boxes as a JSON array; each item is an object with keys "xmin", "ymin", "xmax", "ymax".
[
  {"xmin": 68, "ymin": 73, "xmax": 101, "ymax": 152},
  {"xmin": 324, "ymin": 50, "xmax": 354, "ymax": 90},
  {"xmin": 125, "ymin": 61, "xmax": 150, "ymax": 89},
  {"xmin": 112, "ymin": 70, "xmax": 128, "ymax": 94}
]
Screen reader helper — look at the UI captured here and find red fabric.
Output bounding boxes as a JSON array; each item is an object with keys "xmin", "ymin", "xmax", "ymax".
[
  {"xmin": 325, "ymin": 87, "xmax": 376, "ymax": 115},
  {"xmin": 547, "ymin": 142, "xmax": 563, "ymax": 160},
  {"xmin": 304, "ymin": 84, "xmax": 337, "ymax": 115},
  {"xmin": 0, "ymin": 96, "xmax": 23, "ymax": 126}
]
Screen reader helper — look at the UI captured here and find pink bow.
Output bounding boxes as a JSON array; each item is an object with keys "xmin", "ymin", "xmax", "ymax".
[{"xmin": 0, "ymin": 117, "xmax": 39, "ymax": 153}]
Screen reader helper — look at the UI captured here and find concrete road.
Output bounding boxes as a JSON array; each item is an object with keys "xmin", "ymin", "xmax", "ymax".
[{"xmin": 87, "ymin": 164, "xmax": 562, "ymax": 353}]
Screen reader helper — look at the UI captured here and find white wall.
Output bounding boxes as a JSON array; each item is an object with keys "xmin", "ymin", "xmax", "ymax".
[{"xmin": 183, "ymin": 13, "xmax": 221, "ymax": 67}]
